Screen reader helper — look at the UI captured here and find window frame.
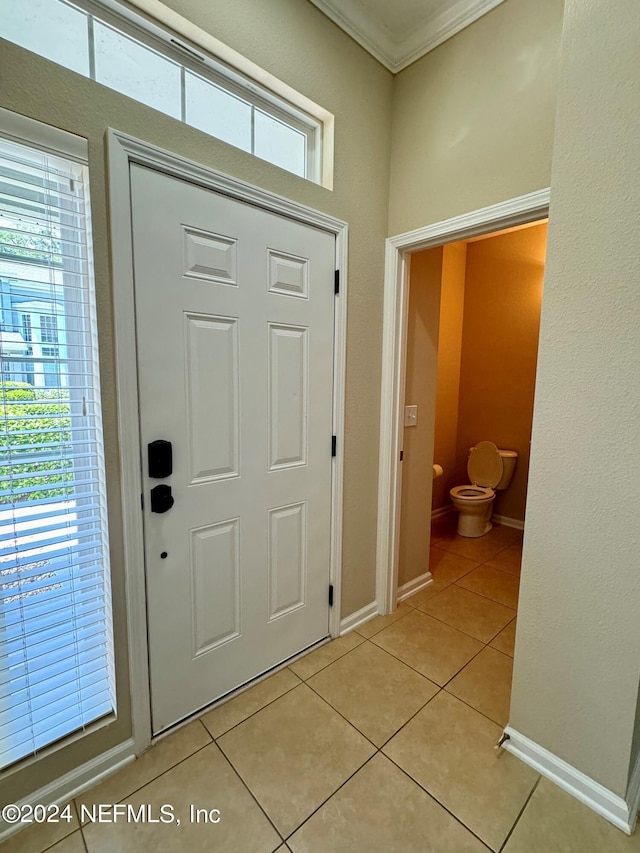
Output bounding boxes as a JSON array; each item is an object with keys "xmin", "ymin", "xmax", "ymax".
[{"xmin": 83, "ymin": 0, "xmax": 322, "ymax": 181}]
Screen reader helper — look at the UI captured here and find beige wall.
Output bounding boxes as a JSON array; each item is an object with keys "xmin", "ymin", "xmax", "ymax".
[
  {"xmin": 0, "ymin": 0, "xmax": 392, "ymax": 803},
  {"xmin": 388, "ymin": 0, "xmax": 564, "ymax": 235},
  {"xmin": 431, "ymin": 243, "xmax": 466, "ymax": 509},
  {"xmin": 455, "ymin": 224, "xmax": 547, "ymax": 521},
  {"xmin": 510, "ymin": 0, "xmax": 640, "ymax": 796},
  {"xmin": 398, "ymin": 249, "xmax": 442, "ymax": 588}
]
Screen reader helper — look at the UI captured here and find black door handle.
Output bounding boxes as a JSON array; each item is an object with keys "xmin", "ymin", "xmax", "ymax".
[
  {"xmin": 148, "ymin": 439, "xmax": 173, "ymax": 478},
  {"xmin": 150, "ymin": 484, "xmax": 174, "ymax": 513}
]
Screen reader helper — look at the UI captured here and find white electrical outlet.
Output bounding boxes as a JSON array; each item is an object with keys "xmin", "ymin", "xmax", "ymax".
[{"xmin": 404, "ymin": 404, "xmax": 418, "ymax": 427}]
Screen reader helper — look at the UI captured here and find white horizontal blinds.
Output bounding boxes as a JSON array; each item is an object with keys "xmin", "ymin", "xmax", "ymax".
[
  {"xmin": 0, "ymin": 134, "xmax": 114, "ymax": 770},
  {"xmin": 1, "ymin": 0, "xmax": 317, "ymax": 179}
]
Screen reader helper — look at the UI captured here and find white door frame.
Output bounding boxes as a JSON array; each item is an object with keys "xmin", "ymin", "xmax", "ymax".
[
  {"xmin": 106, "ymin": 129, "xmax": 348, "ymax": 755},
  {"xmin": 376, "ymin": 189, "xmax": 550, "ymax": 617}
]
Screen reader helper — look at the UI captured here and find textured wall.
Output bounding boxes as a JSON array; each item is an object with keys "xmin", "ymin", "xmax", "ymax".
[
  {"xmin": 510, "ymin": 0, "xmax": 640, "ymax": 795},
  {"xmin": 388, "ymin": 0, "xmax": 564, "ymax": 235},
  {"xmin": 455, "ymin": 224, "xmax": 546, "ymax": 521},
  {"xmin": 398, "ymin": 249, "xmax": 443, "ymax": 588},
  {"xmin": 0, "ymin": 0, "xmax": 392, "ymax": 803}
]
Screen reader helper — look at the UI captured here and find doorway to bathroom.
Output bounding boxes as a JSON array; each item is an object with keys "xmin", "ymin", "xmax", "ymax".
[
  {"xmin": 375, "ymin": 190, "xmax": 549, "ymax": 734},
  {"xmin": 376, "ymin": 188, "xmax": 550, "ymax": 615},
  {"xmin": 399, "ymin": 218, "xmax": 547, "ymax": 597}
]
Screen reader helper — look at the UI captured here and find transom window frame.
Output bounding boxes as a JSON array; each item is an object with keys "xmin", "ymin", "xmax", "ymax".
[{"xmin": 3, "ymin": 0, "xmax": 334, "ymax": 187}]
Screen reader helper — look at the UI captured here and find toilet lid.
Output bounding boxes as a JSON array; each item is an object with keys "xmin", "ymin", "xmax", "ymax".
[{"xmin": 467, "ymin": 440, "xmax": 503, "ymax": 488}]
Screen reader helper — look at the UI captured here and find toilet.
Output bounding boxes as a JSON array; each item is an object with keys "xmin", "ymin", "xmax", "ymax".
[{"xmin": 450, "ymin": 441, "xmax": 518, "ymax": 538}]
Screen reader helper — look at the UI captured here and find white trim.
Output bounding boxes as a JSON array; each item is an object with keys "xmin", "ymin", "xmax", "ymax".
[
  {"xmin": 627, "ymin": 751, "xmax": 640, "ymax": 829},
  {"xmin": 307, "ymin": 0, "xmax": 506, "ymax": 73},
  {"xmin": 107, "ymin": 128, "xmax": 348, "ymax": 755},
  {"xmin": 397, "ymin": 571, "xmax": 433, "ymax": 603},
  {"xmin": 503, "ymin": 727, "xmax": 637, "ymax": 835},
  {"xmin": 0, "ymin": 740, "xmax": 135, "ymax": 844},
  {"xmin": 0, "ymin": 106, "xmax": 88, "ymax": 163},
  {"xmin": 492, "ymin": 513, "xmax": 525, "ymax": 530},
  {"xmin": 376, "ymin": 189, "xmax": 550, "ymax": 618},
  {"xmin": 375, "ymin": 240, "xmax": 409, "ymax": 616},
  {"xmin": 339, "ymin": 601, "xmax": 379, "ymax": 635},
  {"xmin": 388, "ymin": 189, "xmax": 551, "ymax": 251}
]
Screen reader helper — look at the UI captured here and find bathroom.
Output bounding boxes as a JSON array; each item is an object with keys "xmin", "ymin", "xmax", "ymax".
[{"xmin": 395, "ymin": 221, "xmax": 547, "ymax": 714}]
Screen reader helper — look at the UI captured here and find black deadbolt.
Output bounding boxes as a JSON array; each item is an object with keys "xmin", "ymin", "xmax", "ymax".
[
  {"xmin": 150, "ymin": 484, "xmax": 174, "ymax": 514},
  {"xmin": 148, "ymin": 439, "xmax": 173, "ymax": 479}
]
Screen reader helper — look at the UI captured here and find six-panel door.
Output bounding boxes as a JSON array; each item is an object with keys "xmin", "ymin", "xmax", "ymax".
[{"xmin": 130, "ymin": 165, "xmax": 335, "ymax": 732}]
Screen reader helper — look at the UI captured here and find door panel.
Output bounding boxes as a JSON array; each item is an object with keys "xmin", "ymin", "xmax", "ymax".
[{"xmin": 130, "ymin": 165, "xmax": 335, "ymax": 732}]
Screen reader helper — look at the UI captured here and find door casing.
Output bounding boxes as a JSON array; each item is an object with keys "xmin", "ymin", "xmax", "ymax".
[
  {"xmin": 376, "ymin": 189, "xmax": 550, "ymax": 617},
  {"xmin": 107, "ymin": 129, "xmax": 348, "ymax": 755}
]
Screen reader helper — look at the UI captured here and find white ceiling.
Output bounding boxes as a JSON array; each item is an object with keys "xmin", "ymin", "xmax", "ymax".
[{"xmin": 307, "ymin": 0, "xmax": 506, "ymax": 73}]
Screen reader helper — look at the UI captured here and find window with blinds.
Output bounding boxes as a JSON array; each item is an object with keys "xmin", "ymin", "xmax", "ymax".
[{"xmin": 0, "ymin": 119, "xmax": 115, "ymax": 770}]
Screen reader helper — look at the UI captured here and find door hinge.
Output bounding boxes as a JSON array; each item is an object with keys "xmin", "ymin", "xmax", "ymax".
[
  {"xmin": 334, "ymin": 269, "xmax": 340, "ymax": 295},
  {"xmin": 331, "ymin": 435, "xmax": 337, "ymax": 457},
  {"xmin": 400, "ymin": 450, "xmax": 404, "ymax": 461},
  {"xmin": 329, "ymin": 584, "xmax": 334, "ymax": 607}
]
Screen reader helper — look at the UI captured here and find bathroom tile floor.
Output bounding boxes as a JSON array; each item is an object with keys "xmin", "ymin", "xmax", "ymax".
[{"xmin": 5, "ymin": 521, "xmax": 640, "ymax": 853}]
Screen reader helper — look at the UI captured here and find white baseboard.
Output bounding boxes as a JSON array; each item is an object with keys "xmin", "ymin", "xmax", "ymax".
[
  {"xmin": 0, "ymin": 738, "xmax": 136, "ymax": 843},
  {"xmin": 626, "ymin": 750, "xmax": 640, "ymax": 829},
  {"xmin": 340, "ymin": 601, "xmax": 379, "ymax": 635},
  {"xmin": 431, "ymin": 505, "xmax": 453, "ymax": 520},
  {"xmin": 397, "ymin": 571, "xmax": 433, "ymax": 603},
  {"xmin": 503, "ymin": 727, "xmax": 636, "ymax": 834},
  {"xmin": 492, "ymin": 514, "xmax": 525, "ymax": 530}
]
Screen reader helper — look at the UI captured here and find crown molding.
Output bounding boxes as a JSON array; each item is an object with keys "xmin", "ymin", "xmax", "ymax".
[{"xmin": 308, "ymin": 0, "xmax": 506, "ymax": 73}]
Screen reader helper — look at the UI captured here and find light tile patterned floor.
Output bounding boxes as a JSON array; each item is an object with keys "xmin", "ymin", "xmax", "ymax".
[{"xmin": 4, "ymin": 522, "xmax": 640, "ymax": 853}]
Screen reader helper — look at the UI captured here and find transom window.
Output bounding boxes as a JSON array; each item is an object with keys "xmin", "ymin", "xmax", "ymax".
[{"xmin": 1, "ymin": 0, "xmax": 325, "ymax": 182}]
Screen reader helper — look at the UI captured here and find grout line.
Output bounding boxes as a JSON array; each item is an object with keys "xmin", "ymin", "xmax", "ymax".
[
  {"xmin": 366, "ymin": 635, "xmax": 448, "ymax": 684},
  {"xmin": 353, "ymin": 604, "xmax": 415, "ymax": 640},
  {"xmin": 299, "ymin": 680, "xmax": 381, "ymax": 752},
  {"xmin": 498, "ymin": 776, "xmax": 541, "ymax": 852},
  {"xmin": 304, "ymin": 649, "xmax": 442, "ymax": 750},
  {"xmin": 384, "ymin": 755, "xmax": 494, "ymax": 851},
  {"xmin": 366, "ymin": 625, "xmax": 484, "ymax": 689},
  {"xmin": 453, "ymin": 577, "xmax": 519, "ymax": 610},
  {"xmin": 289, "ymin": 635, "xmax": 366, "ymax": 681},
  {"xmin": 214, "ymin": 739, "xmax": 286, "ymax": 845},
  {"xmin": 216, "ymin": 670, "xmax": 442, "ymax": 845},
  {"xmin": 485, "ymin": 614, "xmax": 517, "ymax": 646},
  {"xmin": 74, "ymin": 739, "xmax": 215, "ymax": 824},
  {"xmin": 202, "ymin": 674, "xmax": 302, "ymax": 740},
  {"xmin": 440, "ymin": 687, "xmax": 512, "ymax": 731},
  {"xmin": 412, "ymin": 598, "xmax": 516, "ymax": 645},
  {"xmin": 430, "ymin": 543, "xmax": 484, "ymax": 570},
  {"xmin": 376, "ymin": 687, "xmax": 443, "ymax": 751},
  {"xmin": 281, "ymin": 752, "xmax": 381, "ymax": 844}
]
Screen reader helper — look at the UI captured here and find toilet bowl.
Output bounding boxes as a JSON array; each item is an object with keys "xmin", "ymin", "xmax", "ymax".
[{"xmin": 450, "ymin": 441, "xmax": 518, "ymax": 538}]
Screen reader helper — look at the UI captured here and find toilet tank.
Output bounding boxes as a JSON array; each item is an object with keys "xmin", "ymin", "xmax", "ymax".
[{"xmin": 468, "ymin": 446, "xmax": 518, "ymax": 490}]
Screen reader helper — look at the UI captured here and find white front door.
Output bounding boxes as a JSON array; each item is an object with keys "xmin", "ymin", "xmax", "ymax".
[{"xmin": 130, "ymin": 165, "xmax": 335, "ymax": 733}]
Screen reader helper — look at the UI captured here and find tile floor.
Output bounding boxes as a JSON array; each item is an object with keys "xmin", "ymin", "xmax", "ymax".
[{"xmin": 4, "ymin": 519, "xmax": 640, "ymax": 853}]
